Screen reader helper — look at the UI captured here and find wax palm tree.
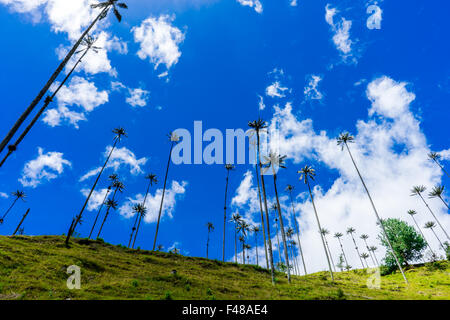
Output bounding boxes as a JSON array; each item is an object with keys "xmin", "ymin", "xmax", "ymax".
[
  {"xmin": 346, "ymin": 227, "xmax": 365, "ymax": 268},
  {"xmin": 206, "ymin": 222, "xmax": 214, "ymax": 259},
  {"xmin": 249, "ymin": 138, "xmax": 269, "ymax": 269},
  {"xmin": 244, "ymin": 244, "xmax": 251, "ymax": 264},
  {"xmin": 320, "ymin": 228, "xmax": 336, "ymax": 272},
  {"xmin": 252, "ymin": 225, "xmax": 260, "ymax": 266},
  {"xmin": 273, "ymin": 215, "xmax": 283, "ymax": 264},
  {"xmin": 411, "ymin": 185, "xmax": 449, "ymax": 240},
  {"xmin": 96, "ymin": 179, "xmax": 124, "ymax": 238},
  {"xmin": 66, "ymin": 127, "xmax": 126, "ymax": 245},
  {"xmin": 368, "ymin": 246, "xmax": 379, "ymax": 266},
  {"xmin": 0, "ymin": 190, "xmax": 26, "ymax": 224},
  {"xmin": 156, "ymin": 244, "xmax": 164, "ymax": 251},
  {"xmin": 424, "ymin": 221, "xmax": 445, "ymax": 251},
  {"xmin": 429, "ymin": 185, "xmax": 449, "ymax": 210},
  {"xmin": 298, "ymin": 165, "xmax": 334, "ymax": 280},
  {"xmin": 230, "ymin": 213, "xmax": 242, "ymax": 263},
  {"xmin": 428, "ymin": 152, "xmax": 450, "ymax": 179},
  {"xmin": 289, "ymin": 240, "xmax": 300, "ymax": 275},
  {"xmin": 13, "ymin": 208, "xmax": 30, "ymax": 235},
  {"xmin": 286, "ymin": 228, "xmax": 299, "ymax": 275},
  {"xmin": 131, "ymin": 173, "xmax": 157, "ymax": 248},
  {"xmin": 239, "ymin": 235, "xmax": 245, "ymax": 264},
  {"xmin": 285, "ymin": 184, "xmax": 307, "ymax": 275},
  {"xmin": 360, "ymin": 234, "xmax": 376, "ymax": 266},
  {"xmin": 0, "ymin": 35, "xmax": 103, "ymax": 168},
  {"xmin": 337, "ymin": 133, "xmax": 408, "ymax": 283},
  {"xmin": 361, "ymin": 253, "xmax": 370, "ymax": 268},
  {"xmin": 222, "ymin": 164, "xmax": 235, "ymax": 262},
  {"xmin": 89, "ymin": 173, "xmax": 117, "ymax": 239},
  {"xmin": 248, "ymin": 118, "xmax": 275, "ymax": 283},
  {"xmin": 153, "ymin": 132, "xmax": 179, "ymax": 251},
  {"xmin": 0, "ymin": 1, "xmax": 128, "ymax": 156},
  {"xmin": 96, "ymin": 198, "xmax": 118, "ymax": 238},
  {"xmin": 406, "ymin": 209, "xmax": 435, "ymax": 257},
  {"xmin": 334, "ymin": 232, "xmax": 349, "ymax": 268},
  {"xmin": 263, "ymin": 151, "xmax": 291, "ymax": 283}
]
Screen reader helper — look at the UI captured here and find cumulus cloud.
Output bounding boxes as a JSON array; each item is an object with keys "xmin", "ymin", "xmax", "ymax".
[
  {"xmin": 80, "ymin": 188, "xmax": 109, "ymax": 211},
  {"xmin": 43, "ymin": 76, "xmax": 108, "ymax": 128},
  {"xmin": 304, "ymin": 75, "xmax": 323, "ymax": 101},
  {"xmin": 0, "ymin": 192, "xmax": 9, "ymax": 199},
  {"xmin": 290, "ymin": 0, "xmax": 297, "ymax": 7},
  {"xmin": 118, "ymin": 180, "xmax": 187, "ymax": 223},
  {"xmin": 236, "ymin": 0, "xmax": 263, "ymax": 13},
  {"xmin": 79, "ymin": 146, "xmax": 148, "ymax": 182},
  {"xmin": 19, "ymin": 147, "xmax": 71, "ymax": 188},
  {"xmin": 126, "ymin": 88, "xmax": 150, "ymax": 107},
  {"xmin": 325, "ymin": 4, "xmax": 353, "ymax": 59},
  {"xmin": 266, "ymin": 81, "xmax": 289, "ymax": 98},
  {"xmin": 132, "ymin": 15, "xmax": 185, "ymax": 70}
]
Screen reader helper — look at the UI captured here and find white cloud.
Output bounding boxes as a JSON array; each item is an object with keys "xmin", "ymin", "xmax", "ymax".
[
  {"xmin": 258, "ymin": 95, "xmax": 266, "ymax": 110},
  {"xmin": 439, "ymin": 149, "xmax": 450, "ymax": 161},
  {"xmin": 367, "ymin": 4, "xmax": 382, "ymax": 30},
  {"xmin": 290, "ymin": 0, "xmax": 298, "ymax": 7},
  {"xmin": 19, "ymin": 147, "xmax": 71, "ymax": 188},
  {"xmin": 132, "ymin": 15, "xmax": 185, "ymax": 70},
  {"xmin": 304, "ymin": 75, "xmax": 323, "ymax": 101},
  {"xmin": 80, "ymin": 146, "xmax": 148, "ymax": 182},
  {"xmin": 236, "ymin": 0, "xmax": 263, "ymax": 13},
  {"xmin": 126, "ymin": 88, "xmax": 150, "ymax": 107},
  {"xmin": 118, "ymin": 180, "xmax": 187, "ymax": 223},
  {"xmin": 80, "ymin": 188, "xmax": 109, "ymax": 211},
  {"xmin": 266, "ymin": 81, "xmax": 288, "ymax": 98},
  {"xmin": 43, "ymin": 76, "xmax": 108, "ymax": 128},
  {"xmin": 0, "ymin": 192, "xmax": 9, "ymax": 199},
  {"xmin": 325, "ymin": 4, "xmax": 353, "ymax": 58}
]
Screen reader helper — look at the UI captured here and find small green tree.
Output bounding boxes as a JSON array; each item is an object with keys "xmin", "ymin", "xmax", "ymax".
[{"xmin": 378, "ymin": 218, "xmax": 426, "ymax": 273}]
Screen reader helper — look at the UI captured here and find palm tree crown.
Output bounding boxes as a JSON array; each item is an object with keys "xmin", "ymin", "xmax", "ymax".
[
  {"xmin": 91, "ymin": 0, "xmax": 128, "ymax": 22},
  {"xmin": 407, "ymin": 209, "xmax": 417, "ymax": 216},
  {"xmin": 428, "ymin": 152, "xmax": 440, "ymax": 161},
  {"xmin": 336, "ymin": 132, "xmax": 355, "ymax": 150},
  {"xmin": 145, "ymin": 173, "xmax": 158, "ymax": 186},
  {"xmin": 12, "ymin": 190, "xmax": 26, "ymax": 201},
  {"xmin": 428, "ymin": 185, "xmax": 444, "ymax": 199},
  {"xmin": 298, "ymin": 165, "xmax": 315, "ymax": 184},
  {"xmin": 424, "ymin": 221, "xmax": 436, "ymax": 229},
  {"xmin": 360, "ymin": 234, "xmax": 369, "ymax": 240},
  {"xmin": 105, "ymin": 199, "xmax": 118, "ymax": 210},
  {"xmin": 334, "ymin": 232, "xmax": 343, "ymax": 239},
  {"xmin": 112, "ymin": 127, "xmax": 127, "ymax": 141},
  {"xmin": 411, "ymin": 185, "xmax": 426, "ymax": 196},
  {"xmin": 133, "ymin": 203, "xmax": 147, "ymax": 217}
]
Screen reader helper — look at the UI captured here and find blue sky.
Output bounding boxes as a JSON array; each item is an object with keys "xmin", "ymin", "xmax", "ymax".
[{"xmin": 0, "ymin": 0, "xmax": 449, "ymax": 272}]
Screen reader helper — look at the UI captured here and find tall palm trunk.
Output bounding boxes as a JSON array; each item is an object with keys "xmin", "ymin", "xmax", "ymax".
[
  {"xmin": 343, "ymin": 142, "xmax": 408, "ymax": 284},
  {"xmin": 222, "ymin": 169, "xmax": 230, "ymax": 262},
  {"xmin": 362, "ymin": 239, "xmax": 376, "ymax": 266},
  {"xmin": 255, "ymin": 232, "xmax": 259, "ymax": 266},
  {"xmin": 242, "ymin": 241, "xmax": 245, "ymax": 264},
  {"xmin": 432, "ymin": 158, "xmax": 450, "ymax": 179},
  {"xmin": 306, "ymin": 181, "xmax": 334, "ymax": 281},
  {"xmin": 13, "ymin": 208, "xmax": 30, "ymax": 235},
  {"xmin": 256, "ymin": 132, "xmax": 275, "ymax": 283},
  {"xmin": 234, "ymin": 225, "xmax": 238, "ymax": 263},
  {"xmin": 349, "ymin": 233, "xmax": 364, "ymax": 268},
  {"xmin": 0, "ymin": 6, "xmax": 110, "ymax": 155},
  {"xmin": 275, "ymin": 221, "xmax": 283, "ymax": 264},
  {"xmin": 436, "ymin": 196, "xmax": 450, "ymax": 210},
  {"xmin": 253, "ymin": 147, "xmax": 269, "ymax": 269},
  {"xmin": 89, "ymin": 187, "xmax": 111, "ymax": 239},
  {"xmin": 96, "ymin": 187, "xmax": 119, "ymax": 239},
  {"xmin": 417, "ymin": 193, "xmax": 449, "ymax": 241},
  {"xmin": 429, "ymin": 228, "xmax": 445, "ymax": 251},
  {"xmin": 0, "ymin": 46, "xmax": 91, "ymax": 168},
  {"xmin": 288, "ymin": 192, "xmax": 307, "ymax": 274},
  {"xmin": 372, "ymin": 251, "xmax": 379, "ymax": 266},
  {"xmin": 1, "ymin": 198, "xmax": 19, "ymax": 222},
  {"xmin": 323, "ymin": 235, "xmax": 336, "ymax": 272},
  {"xmin": 66, "ymin": 137, "xmax": 119, "ymax": 245},
  {"xmin": 410, "ymin": 215, "xmax": 435, "ymax": 257},
  {"xmin": 337, "ymin": 238, "xmax": 349, "ymax": 268},
  {"xmin": 206, "ymin": 230, "xmax": 210, "ymax": 259},
  {"xmin": 273, "ymin": 174, "xmax": 291, "ymax": 283},
  {"xmin": 132, "ymin": 179, "xmax": 152, "ymax": 249},
  {"xmin": 128, "ymin": 213, "xmax": 139, "ymax": 248},
  {"xmin": 152, "ymin": 141, "xmax": 174, "ymax": 251}
]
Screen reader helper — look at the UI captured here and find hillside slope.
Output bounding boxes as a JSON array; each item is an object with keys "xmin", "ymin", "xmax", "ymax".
[{"xmin": 0, "ymin": 236, "xmax": 449, "ymax": 300}]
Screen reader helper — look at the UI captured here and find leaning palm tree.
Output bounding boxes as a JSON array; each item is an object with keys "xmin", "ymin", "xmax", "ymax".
[
  {"xmin": 206, "ymin": 222, "xmax": 214, "ymax": 259},
  {"xmin": 0, "ymin": 35, "xmax": 103, "ymax": 168},
  {"xmin": 13, "ymin": 208, "xmax": 30, "ymax": 236},
  {"xmin": 89, "ymin": 173, "xmax": 117, "ymax": 239},
  {"xmin": 411, "ymin": 185, "xmax": 449, "ymax": 240},
  {"xmin": 244, "ymin": 244, "xmax": 252, "ymax": 264},
  {"xmin": 285, "ymin": 184, "xmax": 307, "ymax": 275},
  {"xmin": 248, "ymin": 118, "xmax": 275, "ymax": 283},
  {"xmin": 130, "ymin": 203, "xmax": 148, "ymax": 249},
  {"xmin": 131, "ymin": 173, "xmax": 157, "ymax": 248},
  {"xmin": 298, "ymin": 165, "xmax": 334, "ymax": 281},
  {"xmin": 428, "ymin": 152, "xmax": 450, "ymax": 179},
  {"xmin": 429, "ymin": 185, "xmax": 450, "ymax": 210},
  {"xmin": 320, "ymin": 228, "xmax": 336, "ymax": 272},
  {"xmin": 334, "ymin": 232, "xmax": 349, "ymax": 268},
  {"xmin": 0, "ymin": 190, "xmax": 26, "ymax": 224},
  {"xmin": 346, "ymin": 227, "xmax": 364, "ymax": 268},
  {"xmin": 360, "ymin": 234, "xmax": 376, "ymax": 266},
  {"xmin": 337, "ymin": 132, "xmax": 408, "ymax": 283},
  {"xmin": 153, "ymin": 132, "xmax": 179, "ymax": 251},
  {"xmin": 406, "ymin": 209, "xmax": 435, "ymax": 257},
  {"xmin": 252, "ymin": 225, "xmax": 260, "ymax": 266},
  {"xmin": 66, "ymin": 127, "xmax": 126, "ymax": 245},
  {"xmin": 264, "ymin": 151, "xmax": 291, "ymax": 283},
  {"xmin": 368, "ymin": 246, "xmax": 380, "ymax": 266},
  {"xmin": 237, "ymin": 220, "xmax": 250, "ymax": 264},
  {"xmin": 249, "ymin": 138, "xmax": 269, "ymax": 269},
  {"xmin": 361, "ymin": 253, "xmax": 370, "ymax": 268},
  {"xmin": 96, "ymin": 198, "xmax": 118, "ymax": 239},
  {"xmin": 424, "ymin": 221, "xmax": 445, "ymax": 251},
  {"xmin": 286, "ymin": 228, "xmax": 299, "ymax": 275},
  {"xmin": 230, "ymin": 213, "xmax": 242, "ymax": 263},
  {"xmin": 0, "ymin": 0, "xmax": 128, "ymax": 156},
  {"xmin": 222, "ymin": 164, "xmax": 235, "ymax": 262}
]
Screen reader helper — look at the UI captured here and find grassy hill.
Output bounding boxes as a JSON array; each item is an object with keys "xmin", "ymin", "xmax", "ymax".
[{"xmin": 0, "ymin": 235, "xmax": 449, "ymax": 300}]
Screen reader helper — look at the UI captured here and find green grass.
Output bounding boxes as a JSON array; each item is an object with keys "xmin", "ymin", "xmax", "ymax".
[{"xmin": 0, "ymin": 235, "xmax": 449, "ymax": 300}]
